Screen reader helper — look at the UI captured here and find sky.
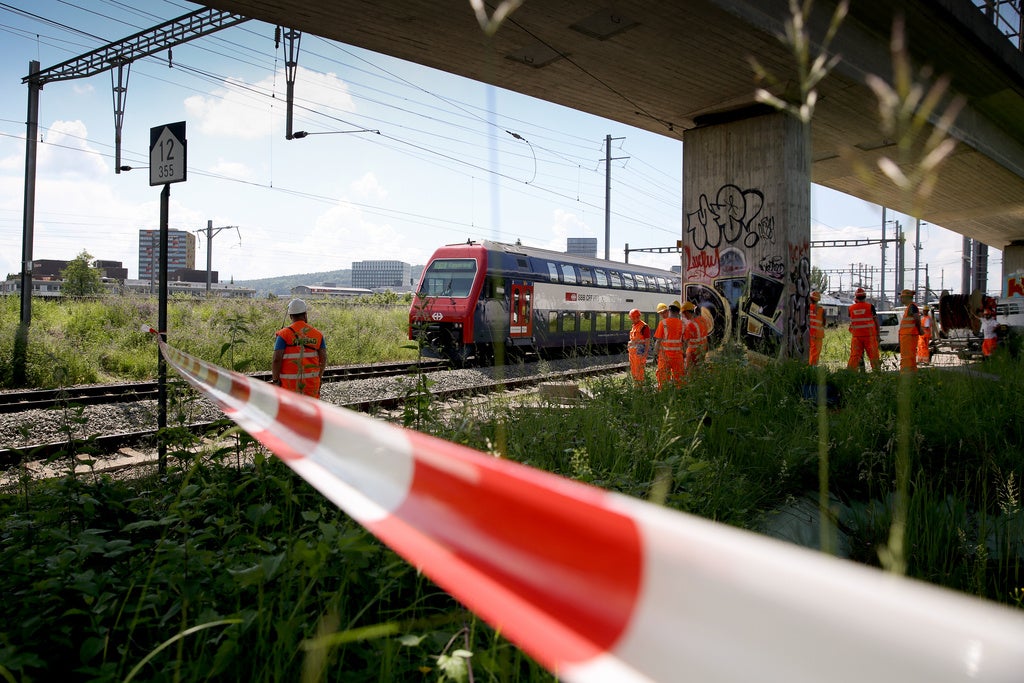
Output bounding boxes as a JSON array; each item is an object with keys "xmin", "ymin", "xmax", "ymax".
[{"xmin": 0, "ymin": 0, "xmax": 1004, "ymax": 297}]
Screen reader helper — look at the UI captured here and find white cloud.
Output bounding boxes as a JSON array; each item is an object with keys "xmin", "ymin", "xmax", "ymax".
[
  {"xmin": 351, "ymin": 172, "xmax": 386, "ymax": 199},
  {"xmin": 184, "ymin": 66, "xmax": 356, "ymax": 140},
  {"xmin": 37, "ymin": 120, "xmax": 108, "ymax": 178}
]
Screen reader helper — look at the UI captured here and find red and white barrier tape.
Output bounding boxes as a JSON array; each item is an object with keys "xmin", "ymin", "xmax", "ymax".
[{"xmin": 152, "ymin": 334, "xmax": 1024, "ymax": 682}]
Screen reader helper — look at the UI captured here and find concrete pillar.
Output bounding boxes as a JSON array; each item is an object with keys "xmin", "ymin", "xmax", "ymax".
[
  {"xmin": 1002, "ymin": 240, "xmax": 1024, "ymax": 297},
  {"xmin": 682, "ymin": 109, "xmax": 810, "ymax": 361}
]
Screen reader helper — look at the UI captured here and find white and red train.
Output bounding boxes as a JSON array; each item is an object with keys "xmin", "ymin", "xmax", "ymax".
[{"xmin": 409, "ymin": 240, "xmax": 681, "ymax": 365}]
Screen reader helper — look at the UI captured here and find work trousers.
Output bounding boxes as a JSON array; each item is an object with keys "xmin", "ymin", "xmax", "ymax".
[{"xmin": 848, "ymin": 336, "xmax": 880, "ymax": 371}]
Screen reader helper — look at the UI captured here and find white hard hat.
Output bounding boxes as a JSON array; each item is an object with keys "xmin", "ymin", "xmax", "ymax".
[{"xmin": 287, "ymin": 298, "xmax": 307, "ymax": 315}]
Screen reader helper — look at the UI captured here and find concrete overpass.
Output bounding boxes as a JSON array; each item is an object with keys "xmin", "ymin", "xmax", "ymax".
[{"xmin": 200, "ymin": 0, "xmax": 1024, "ymax": 277}]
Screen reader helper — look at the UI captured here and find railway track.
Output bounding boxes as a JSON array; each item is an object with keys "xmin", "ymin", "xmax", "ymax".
[
  {"xmin": 0, "ymin": 359, "xmax": 629, "ymax": 468},
  {"xmin": 0, "ymin": 360, "xmax": 448, "ymax": 413}
]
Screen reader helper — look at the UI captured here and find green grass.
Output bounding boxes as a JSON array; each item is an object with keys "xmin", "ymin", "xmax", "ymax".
[{"xmin": 0, "ymin": 295, "xmax": 419, "ymax": 388}]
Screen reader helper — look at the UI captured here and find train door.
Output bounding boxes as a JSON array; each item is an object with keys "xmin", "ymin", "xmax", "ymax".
[{"xmin": 509, "ymin": 283, "xmax": 533, "ymax": 339}]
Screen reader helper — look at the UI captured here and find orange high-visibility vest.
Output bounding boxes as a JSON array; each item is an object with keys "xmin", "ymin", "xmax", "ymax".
[
  {"xmin": 900, "ymin": 304, "xmax": 921, "ymax": 338},
  {"xmin": 810, "ymin": 303, "xmax": 825, "ymax": 339},
  {"xmin": 848, "ymin": 301, "xmax": 877, "ymax": 338},
  {"xmin": 628, "ymin": 321, "xmax": 651, "ymax": 356},
  {"xmin": 276, "ymin": 321, "xmax": 324, "ymax": 396},
  {"xmin": 655, "ymin": 317, "xmax": 683, "ymax": 354}
]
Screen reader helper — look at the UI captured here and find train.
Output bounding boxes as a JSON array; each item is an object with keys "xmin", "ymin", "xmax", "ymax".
[{"xmin": 409, "ymin": 240, "xmax": 681, "ymax": 365}]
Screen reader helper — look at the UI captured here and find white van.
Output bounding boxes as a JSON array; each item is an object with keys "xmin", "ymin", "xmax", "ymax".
[{"xmin": 875, "ymin": 310, "xmax": 901, "ymax": 351}]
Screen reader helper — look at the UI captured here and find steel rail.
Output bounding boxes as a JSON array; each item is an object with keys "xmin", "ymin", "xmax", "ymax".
[
  {"xmin": 0, "ymin": 362, "xmax": 627, "ymax": 467},
  {"xmin": 0, "ymin": 360, "xmax": 449, "ymax": 413}
]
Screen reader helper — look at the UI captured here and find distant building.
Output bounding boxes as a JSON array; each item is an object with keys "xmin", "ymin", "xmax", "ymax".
[
  {"xmin": 291, "ymin": 285, "xmax": 373, "ymax": 299},
  {"xmin": 138, "ymin": 229, "xmax": 195, "ymax": 281},
  {"xmin": 351, "ymin": 260, "xmax": 412, "ymax": 291},
  {"xmin": 566, "ymin": 238, "xmax": 598, "ymax": 258},
  {"xmin": 94, "ymin": 260, "xmax": 128, "ymax": 281},
  {"xmin": 30, "ymin": 259, "xmax": 68, "ymax": 278},
  {"xmin": 170, "ymin": 268, "xmax": 216, "ymax": 284}
]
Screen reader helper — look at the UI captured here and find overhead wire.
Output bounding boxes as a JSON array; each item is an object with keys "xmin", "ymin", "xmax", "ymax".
[{"xmin": 1, "ymin": 1, "xmax": 685, "ymax": 248}]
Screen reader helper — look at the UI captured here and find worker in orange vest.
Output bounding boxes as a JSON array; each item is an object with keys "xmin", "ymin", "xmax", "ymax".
[
  {"xmin": 653, "ymin": 302, "xmax": 684, "ymax": 389},
  {"xmin": 694, "ymin": 304, "xmax": 711, "ymax": 362},
  {"xmin": 847, "ymin": 287, "xmax": 881, "ymax": 371},
  {"xmin": 627, "ymin": 308, "xmax": 651, "ymax": 383},
  {"xmin": 681, "ymin": 301, "xmax": 702, "ymax": 373},
  {"xmin": 272, "ymin": 298, "xmax": 327, "ymax": 398},
  {"xmin": 916, "ymin": 304, "xmax": 933, "ymax": 365},
  {"xmin": 898, "ymin": 289, "xmax": 924, "ymax": 372},
  {"xmin": 809, "ymin": 291, "xmax": 825, "ymax": 366}
]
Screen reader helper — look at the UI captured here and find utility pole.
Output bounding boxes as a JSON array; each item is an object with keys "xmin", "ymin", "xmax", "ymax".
[
  {"xmin": 880, "ymin": 207, "xmax": 887, "ymax": 306},
  {"xmin": 199, "ymin": 221, "xmax": 240, "ymax": 295},
  {"xmin": 962, "ymin": 236, "xmax": 973, "ymax": 295},
  {"xmin": 603, "ymin": 134, "xmax": 627, "ymax": 260},
  {"xmin": 914, "ymin": 218, "xmax": 921, "ymax": 299}
]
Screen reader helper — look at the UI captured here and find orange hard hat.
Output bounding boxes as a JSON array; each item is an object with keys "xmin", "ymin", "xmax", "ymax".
[
  {"xmin": 810, "ymin": 291, "xmax": 821, "ymax": 301},
  {"xmin": 855, "ymin": 287, "xmax": 866, "ymax": 299},
  {"xmin": 628, "ymin": 308, "xmax": 642, "ymax": 320}
]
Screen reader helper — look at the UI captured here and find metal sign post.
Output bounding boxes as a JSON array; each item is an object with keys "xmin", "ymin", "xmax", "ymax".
[{"xmin": 150, "ymin": 122, "xmax": 187, "ymax": 472}]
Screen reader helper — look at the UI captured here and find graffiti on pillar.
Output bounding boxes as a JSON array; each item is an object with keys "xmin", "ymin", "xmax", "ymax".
[
  {"xmin": 758, "ymin": 254, "xmax": 786, "ymax": 280},
  {"xmin": 685, "ymin": 184, "xmax": 766, "ymax": 250},
  {"xmin": 786, "ymin": 241, "xmax": 811, "ymax": 360},
  {"xmin": 683, "ymin": 270, "xmax": 785, "ymax": 357},
  {"xmin": 684, "ymin": 246, "xmax": 720, "ymax": 279},
  {"xmin": 684, "ymin": 246, "xmax": 748, "ymax": 281},
  {"xmin": 1007, "ymin": 275, "xmax": 1024, "ymax": 298}
]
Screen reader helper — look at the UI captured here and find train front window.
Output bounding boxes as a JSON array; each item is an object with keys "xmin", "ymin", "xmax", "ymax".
[{"xmin": 419, "ymin": 259, "xmax": 477, "ymax": 297}]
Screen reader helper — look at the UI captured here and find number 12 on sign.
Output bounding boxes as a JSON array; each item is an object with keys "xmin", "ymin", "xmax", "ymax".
[{"xmin": 149, "ymin": 122, "xmax": 187, "ymax": 186}]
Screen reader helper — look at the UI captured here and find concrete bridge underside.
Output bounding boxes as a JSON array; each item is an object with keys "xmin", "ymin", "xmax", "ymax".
[{"xmin": 201, "ymin": 0, "xmax": 1024, "ymax": 260}]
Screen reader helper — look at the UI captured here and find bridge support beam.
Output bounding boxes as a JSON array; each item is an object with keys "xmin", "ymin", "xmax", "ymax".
[
  {"xmin": 1004, "ymin": 240, "xmax": 1024, "ymax": 277},
  {"xmin": 682, "ymin": 109, "xmax": 810, "ymax": 361}
]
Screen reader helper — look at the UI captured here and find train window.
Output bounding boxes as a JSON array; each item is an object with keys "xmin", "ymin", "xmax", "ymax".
[
  {"xmin": 610, "ymin": 313, "xmax": 622, "ymax": 331},
  {"xmin": 594, "ymin": 312, "xmax": 609, "ymax": 332},
  {"xmin": 595, "ymin": 269, "xmax": 609, "ymax": 287},
  {"xmin": 609, "ymin": 271, "xmax": 622, "ymax": 288},
  {"xmin": 547, "ymin": 262, "xmax": 560, "ymax": 282},
  {"xmin": 560, "ymin": 264, "xmax": 578, "ymax": 284},
  {"xmin": 562, "ymin": 312, "xmax": 577, "ymax": 332},
  {"xmin": 658, "ymin": 276, "xmax": 671, "ymax": 292},
  {"xmin": 622, "ymin": 273, "xmax": 635, "ymax": 289},
  {"xmin": 579, "ymin": 266, "xmax": 594, "ymax": 285},
  {"xmin": 419, "ymin": 258, "xmax": 477, "ymax": 297},
  {"xmin": 548, "ymin": 311, "xmax": 559, "ymax": 333},
  {"xmin": 516, "ymin": 257, "xmax": 529, "ymax": 269}
]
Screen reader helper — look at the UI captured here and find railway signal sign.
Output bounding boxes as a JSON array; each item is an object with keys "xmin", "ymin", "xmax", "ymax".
[{"xmin": 149, "ymin": 121, "xmax": 187, "ymax": 186}]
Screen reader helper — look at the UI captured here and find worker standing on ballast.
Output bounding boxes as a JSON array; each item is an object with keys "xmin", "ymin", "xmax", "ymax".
[
  {"xmin": 847, "ymin": 287, "xmax": 881, "ymax": 371},
  {"xmin": 627, "ymin": 308, "xmax": 651, "ymax": 384},
  {"xmin": 653, "ymin": 302, "xmax": 684, "ymax": 389},
  {"xmin": 917, "ymin": 304, "xmax": 934, "ymax": 365},
  {"xmin": 681, "ymin": 302, "xmax": 702, "ymax": 375},
  {"xmin": 809, "ymin": 291, "xmax": 825, "ymax": 366},
  {"xmin": 898, "ymin": 288, "xmax": 924, "ymax": 372},
  {"xmin": 272, "ymin": 298, "xmax": 327, "ymax": 398}
]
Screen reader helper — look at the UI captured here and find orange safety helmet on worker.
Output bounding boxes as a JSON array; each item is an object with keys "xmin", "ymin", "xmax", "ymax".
[
  {"xmin": 627, "ymin": 308, "xmax": 651, "ymax": 383},
  {"xmin": 809, "ymin": 291, "xmax": 825, "ymax": 366},
  {"xmin": 273, "ymin": 298, "xmax": 327, "ymax": 398},
  {"xmin": 847, "ymin": 287, "xmax": 881, "ymax": 371}
]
